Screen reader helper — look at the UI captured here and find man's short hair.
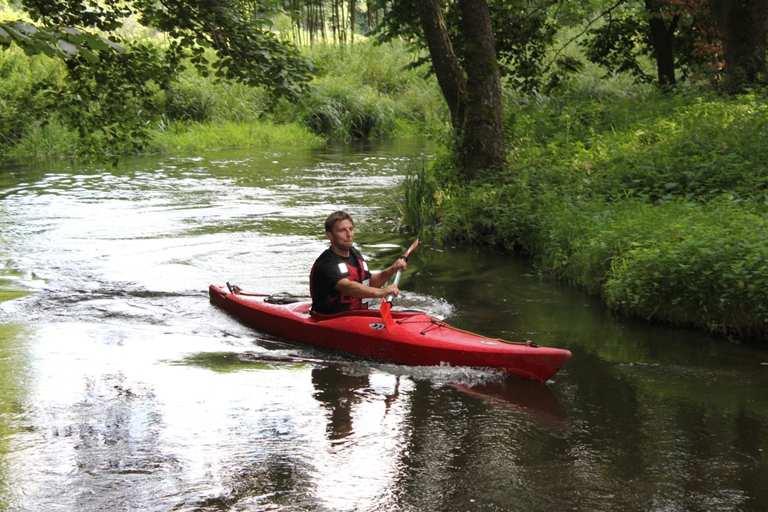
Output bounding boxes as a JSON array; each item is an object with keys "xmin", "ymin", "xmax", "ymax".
[{"xmin": 324, "ymin": 210, "xmax": 354, "ymax": 233}]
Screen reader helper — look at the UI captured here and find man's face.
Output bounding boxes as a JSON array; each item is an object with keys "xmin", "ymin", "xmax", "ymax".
[{"xmin": 327, "ymin": 219, "xmax": 354, "ymax": 250}]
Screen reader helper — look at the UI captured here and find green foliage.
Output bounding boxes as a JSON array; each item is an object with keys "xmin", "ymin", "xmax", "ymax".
[
  {"xmin": 2, "ymin": 40, "xmax": 444, "ymax": 161},
  {"xmin": 603, "ymin": 201, "xmax": 768, "ymax": 338},
  {"xmin": 4, "ymin": 116, "xmax": 79, "ymax": 161},
  {"xmin": 150, "ymin": 120, "xmax": 323, "ymax": 154},
  {"xmin": 375, "ymin": 0, "xmax": 569, "ymax": 94},
  {"xmin": 404, "ymin": 84, "xmax": 768, "ymax": 340},
  {"xmin": 273, "ymin": 42, "xmax": 445, "ymax": 141},
  {"xmin": 0, "ymin": 45, "xmax": 64, "ymax": 152},
  {"xmin": 59, "ymin": 40, "xmax": 169, "ymax": 161},
  {"xmin": 162, "ymin": 65, "xmax": 269, "ymax": 123},
  {"xmin": 401, "ymin": 160, "xmax": 441, "ymax": 235},
  {"xmin": 581, "ymin": 1, "xmax": 718, "ymax": 87},
  {"xmin": 583, "ymin": 12, "xmax": 652, "ymax": 83},
  {"xmin": 505, "ymin": 89, "xmax": 768, "ymax": 203},
  {"xmin": 587, "ymin": 96, "xmax": 768, "ymax": 202},
  {"xmin": 1, "ymin": 0, "xmax": 312, "ymax": 161},
  {"xmin": 292, "ymin": 77, "xmax": 397, "ymax": 140},
  {"xmin": 132, "ymin": 0, "xmax": 312, "ymax": 97}
]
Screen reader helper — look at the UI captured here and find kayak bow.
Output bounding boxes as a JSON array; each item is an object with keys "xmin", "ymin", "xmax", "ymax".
[{"xmin": 209, "ymin": 284, "xmax": 571, "ymax": 382}]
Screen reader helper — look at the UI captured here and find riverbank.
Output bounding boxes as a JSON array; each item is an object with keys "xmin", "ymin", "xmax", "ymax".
[
  {"xmin": 0, "ymin": 41, "xmax": 443, "ymax": 163},
  {"xmin": 405, "ymin": 86, "xmax": 768, "ymax": 341}
]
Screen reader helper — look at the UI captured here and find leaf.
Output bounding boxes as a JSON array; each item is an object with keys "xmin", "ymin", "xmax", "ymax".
[
  {"xmin": 11, "ymin": 21, "xmax": 38, "ymax": 37},
  {"xmin": 79, "ymin": 48, "xmax": 99, "ymax": 64},
  {"xmin": 57, "ymin": 39, "xmax": 79, "ymax": 57}
]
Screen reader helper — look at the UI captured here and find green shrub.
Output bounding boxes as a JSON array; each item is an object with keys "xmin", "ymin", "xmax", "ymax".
[
  {"xmin": 2, "ymin": 39, "xmax": 444, "ymax": 162},
  {"xmin": 505, "ymin": 88, "xmax": 768, "ymax": 203},
  {"xmin": 4, "ymin": 116, "xmax": 79, "ymax": 162},
  {"xmin": 164, "ymin": 80, "xmax": 217, "ymax": 122},
  {"xmin": 274, "ymin": 76, "xmax": 398, "ymax": 141},
  {"xmin": 280, "ymin": 41, "xmax": 444, "ymax": 141},
  {"xmin": 162, "ymin": 67, "xmax": 269, "ymax": 123},
  {"xmin": 0, "ymin": 46, "xmax": 65, "ymax": 154},
  {"xmin": 603, "ymin": 200, "xmax": 768, "ymax": 337},
  {"xmin": 407, "ymin": 85, "xmax": 768, "ymax": 340}
]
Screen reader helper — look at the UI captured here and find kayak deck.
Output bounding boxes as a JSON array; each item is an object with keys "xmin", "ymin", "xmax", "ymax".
[{"xmin": 209, "ymin": 284, "xmax": 571, "ymax": 382}]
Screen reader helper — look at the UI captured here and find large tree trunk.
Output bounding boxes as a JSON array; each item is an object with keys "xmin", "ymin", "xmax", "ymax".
[
  {"xmin": 645, "ymin": 0, "xmax": 678, "ymax": 87},
  {"xmin": 417, "ymin": 0, "xmax": 466, "ymax": 131},
  {"xmin": 711, "ymin": 0, "xmax": 768, "ymax": 90},
  {"xmin": 457, "ymin": 0, "xmax": 505, "ymax": 174},
  {"xmin": 417, "ymin": 0, "xmax": 505, "ymax": 178}
]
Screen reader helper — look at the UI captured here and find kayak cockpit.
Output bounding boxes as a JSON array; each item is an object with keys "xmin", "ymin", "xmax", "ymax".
[
  {"xmin": 266, "ymin": 300, "xmax": 425, "ymax": 322},
  {"xmin": 308, "ymin": 307, "xmax": 426, "ymax": 322}
]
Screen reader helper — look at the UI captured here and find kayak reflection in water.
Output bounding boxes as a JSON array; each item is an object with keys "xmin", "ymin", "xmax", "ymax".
[{"xmin": 309, "ymin": 210, "xmax": 407, "ymax": 315}]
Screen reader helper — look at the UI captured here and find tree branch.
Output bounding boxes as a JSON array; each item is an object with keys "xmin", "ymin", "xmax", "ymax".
[{"xmin": 543, "ymin": 0, "xmax": 629, "ymax": 73}]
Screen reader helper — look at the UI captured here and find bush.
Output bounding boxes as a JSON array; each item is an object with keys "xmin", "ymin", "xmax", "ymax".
[
  {"xmin": 603, "ymin": 200, "xmax": 768, "ymax": 337},
  {"xmin": 505, "ymin": 88, "xmax": 768, "ymax": 204},
  {"xmin": 162, "ymin": 66, "xmax": 269, "ymax": 123},
  {"xmin": 0, "ymin": 46, "xmax": 65, "ymax": 157},
  {"xmin": 273, "ymin": 41, "xmax": 444, "ymax": 141},
  {"xmin": 294, "ymin": 78, "xmax": 397, "ymax": 140},
  {"xmin": 406, "ymin": 85, "xmax": 768, "ymax": 340},
  {"xmin": 2, "ymin": 38, "xmax": 445, "ymax": 162}
]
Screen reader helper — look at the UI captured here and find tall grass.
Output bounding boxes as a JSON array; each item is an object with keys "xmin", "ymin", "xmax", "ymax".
[
  {"xmin": 0, "ymin": 46, "xmax": 66, "ymax": 160},
  {"xmin": 150, "ymin": 120, "xmax": 323, "ymax": 154},
  {"xmin": 273, "ymin": 41, "xmax": 446, "ymax": 142}
]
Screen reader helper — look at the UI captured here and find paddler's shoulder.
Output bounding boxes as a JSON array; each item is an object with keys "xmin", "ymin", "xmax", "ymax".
[{"xmin": 314, "ymin": 248, "xmax": 339, "ymax": 264}]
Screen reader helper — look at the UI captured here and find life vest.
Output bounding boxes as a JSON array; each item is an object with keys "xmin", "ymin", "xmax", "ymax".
[{"xmin": 339, "ymin": 249, "xmax": 370, "ymax": 310}]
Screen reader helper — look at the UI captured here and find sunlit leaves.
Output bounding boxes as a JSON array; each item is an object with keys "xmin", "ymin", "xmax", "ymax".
[
  {"xmin": 374, "ymin": 0, "xmax": 571, "ymax": 94},
  {"xmin": 1, "ymin": 0, "xmax": 312, "ymax": 161}
]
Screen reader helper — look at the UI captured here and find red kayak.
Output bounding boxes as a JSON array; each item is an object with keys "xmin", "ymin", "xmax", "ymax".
[{"xmin": 209, "ymin": 284, "xmax": 571, "ymax": 382}]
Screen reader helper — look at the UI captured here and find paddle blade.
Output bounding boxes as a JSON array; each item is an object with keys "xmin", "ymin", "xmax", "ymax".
[
  {"xmin": 380, "ymin": 300, "xmax": 394, "ymax": 330},
  {"xmin": 404, "ymin": 238, "xmax": 420, "ymax": 259}
]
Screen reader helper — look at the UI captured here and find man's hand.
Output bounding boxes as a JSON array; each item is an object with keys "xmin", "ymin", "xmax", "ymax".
[
  {"xmin": 369, "ymin": 257, "xmax": 409, "ymax": 288},
  {"xmin": 391, "ymin": 257, "xmax": 408, "ymax": 273},
  {"xmin": 379, "ymin": 284, "xmax": 400, "ymax": 298}
]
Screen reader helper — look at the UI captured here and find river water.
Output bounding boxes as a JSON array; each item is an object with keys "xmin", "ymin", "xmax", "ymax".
[{"xmin": 1, "ymin": 142, "xmax": 767, "ymax": 512}]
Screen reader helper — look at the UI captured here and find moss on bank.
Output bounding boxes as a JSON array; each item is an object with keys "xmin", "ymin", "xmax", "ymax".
[{"xmin": 405, "ymin": 88, "xmax": 768, "ymax": 340}]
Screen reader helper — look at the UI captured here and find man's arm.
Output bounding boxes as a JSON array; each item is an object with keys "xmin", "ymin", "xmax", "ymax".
[
  {"xmin": 369, "ymin": 257, "xmax": 408, "ymax": 288},
  {"xmin": 336, "ymin": 278, "xmax": 399, "ymax": 299}
]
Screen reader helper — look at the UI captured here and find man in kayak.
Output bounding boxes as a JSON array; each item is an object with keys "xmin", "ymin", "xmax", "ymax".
[{"xmin": 310, "ymin": 211, "xmax": 406, "ymax": 314}]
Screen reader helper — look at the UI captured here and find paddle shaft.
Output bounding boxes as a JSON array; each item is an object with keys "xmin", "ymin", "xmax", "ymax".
[
  {"xmin": 385, "ymin": 269, "xmax": 404, "ymax": 302},
  {"xmin": 385, "ymin": 239, "xmax": 419, "ymax": 303}
]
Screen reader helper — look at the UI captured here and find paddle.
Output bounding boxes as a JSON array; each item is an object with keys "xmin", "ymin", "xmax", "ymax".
[{"xmin": 380, "ymin": 239, "xmax": 419, "ymax": 329}]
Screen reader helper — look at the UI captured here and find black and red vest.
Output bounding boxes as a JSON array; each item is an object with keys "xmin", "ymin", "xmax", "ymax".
[{"xmin": 310, "ymin": 247, "xmax": 371, "ymax": 314}]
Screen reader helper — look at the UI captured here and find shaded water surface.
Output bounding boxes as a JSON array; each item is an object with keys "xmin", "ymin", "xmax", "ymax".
[{"xmin": 1, "ymin": 142, "xmax": 767, "ymax": 511}]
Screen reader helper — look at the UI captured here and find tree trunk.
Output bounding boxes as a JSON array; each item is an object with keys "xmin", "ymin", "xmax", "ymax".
[
  {"xmin": 332, "ymin": 0, "xmax": 339, "ymax": 44},
  {"xmin": 308, "ymin": 0, "xmax": 316, "ymax": 45},
  {"xmin": 416, "ymin": 0, "xmax": 467, "ymax": 132},
  {"xmin": 350, "ymin": 0, "xmax": 356, "ymax": 44},
  {"xmin": 320, "ymin": 0, "xmax": 327, "ymax": 43},
  {"xmin": 457, "ymin": 0, "xmax": 505, "ymax": 175},
  {"xmin": 645, "ymin": 0, "xmax": 678, "ymax": 87},
  {"xmin": 416, "ymin": 0, "xmax": 505, "ymax": 178},
  {"xmin": 711, "ymin": 0, "xmax": 768, "ymax": 90},
  {"xmin": 366, "ymin": 0, "xmax": 373, "ymax": 33}
]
